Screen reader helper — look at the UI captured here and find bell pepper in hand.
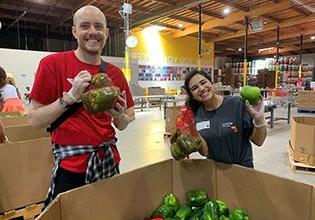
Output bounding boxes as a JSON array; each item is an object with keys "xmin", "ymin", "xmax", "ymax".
[
  {"xmin": 91, "ymin": 73, "xmax": 112, "ymax": 88},
  {"xmin": 216, "ymin": 200, "xmax": 229, "ymax": 217},
  {"xmin": 187, "ymin": 190, "xmax": 208, "ymax": 207},
  {"xmin": 170, "ymin": 129, "xmax": 182, "ymax": 145},
  {"xmin": 229, "ymin": 208, "xmax": 249, "ymax": 220},
  {"xmin": 163, "ymin": 193, "xmax": 180, "ymax": 212},
  {"xmin": 82, "ymin": 87, "xmax": 119, "ymax": 114},
  {"xmin": 176, "ymin": 133, "xmax": 202, "ymax": 155},
  {"xmin": 170, "ymin": 143, "xmax": 186, "ymax": 161}
]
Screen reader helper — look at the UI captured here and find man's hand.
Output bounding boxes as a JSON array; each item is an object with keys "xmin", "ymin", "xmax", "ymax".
[
  {"xmin": 68, "ymin": 70, "xmax": 92, "ymax": 102},
  {"xmin": 107, "ymin": 91, "xmax": 127, "ymax": 118}
]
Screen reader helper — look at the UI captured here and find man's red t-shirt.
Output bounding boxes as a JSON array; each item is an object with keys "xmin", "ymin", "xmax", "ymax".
[{"xmin": 30, "ymin": 51, "xmax": 134, "ymax": 173}]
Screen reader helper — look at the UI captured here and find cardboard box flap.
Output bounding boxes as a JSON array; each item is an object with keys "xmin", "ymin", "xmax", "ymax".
[
  {"xmin": 60, "ymin": 160, "xmax": 173, "ymax": 220},
  {"xmin": 0, "ymin": 137, "xmax": 53, "ymax": 212},
  {"xmin": 216, "ymin": 162, "xmax": 313, "ymax": 220},
  {"xmin": 5, "ymin": 125, "xmax": 49, "ymax": 142},
  {"xmin": 172, "ymin": 159, "xmax": 216, "ymax": 204},
  {"xmin": 35, "ymin": 197, "xmax": 61, "ymax": 220}
]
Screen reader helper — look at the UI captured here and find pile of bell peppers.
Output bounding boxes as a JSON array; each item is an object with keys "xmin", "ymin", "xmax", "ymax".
[
  {"xmin": 81, "ymin": 73, "xmax": 120, "ymax": 114},
  {"xmin": 149, "ymin": 190, "xmax": 249, "ymax": 220}
]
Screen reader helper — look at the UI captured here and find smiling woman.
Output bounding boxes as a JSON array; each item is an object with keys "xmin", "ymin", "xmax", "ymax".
[{"xmin": 181, "ymin": 69, "xmax": 267, "ymax": 168}]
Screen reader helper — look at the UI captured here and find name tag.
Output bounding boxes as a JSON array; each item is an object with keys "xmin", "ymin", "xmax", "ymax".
[{"xmin": 196, "ymin": 121, "xmax": 210, "ymax": 131}]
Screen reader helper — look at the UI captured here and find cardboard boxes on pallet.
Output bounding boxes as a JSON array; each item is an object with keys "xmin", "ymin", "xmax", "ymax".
[
  {"xmin": 38, "ymin": 159, "xmax": 315, "ymax": 220},
  {"xmin": 297, "ymin": 91, "xmax": 315, "ymax": 110},
  {"xmin": 290, "ymin": 116, "xmax": 315, "ymax": 166}
]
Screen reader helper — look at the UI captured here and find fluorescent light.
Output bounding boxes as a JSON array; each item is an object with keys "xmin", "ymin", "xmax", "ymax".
[
  {"xmin": 144, "ymin": 25, "xmax": 166, "ymax": 32},
  {"xmin": 311, "ymin": 36, "xmax": 315, "ymax": 40},
  {"xmin": 238, "ymin": 48, "xmax": 242, "ymax": 51},
  {"xmin": 258, "ymin": 47, "xmax": 276, "ymax": 53},
  {"xmin": 223, "ymin": 8, "xmax": 230, "ymax": 14}
]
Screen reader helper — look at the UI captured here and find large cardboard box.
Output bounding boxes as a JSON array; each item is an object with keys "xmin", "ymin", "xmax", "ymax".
[
  {"xmin": 37, "ymin": 160, "xmax": 315, "ymax": 220},
  {"xmin": 165, "ymin": 106, "xmax": 181, "ymax": 134},
  {"xmin": 290, "ymin": 116, "xmax": 315, "ymax": 166},
  {"xmin": 0, "ymin": 137, "xmax": 53, "ymax": 212},
  {"xmin": 4, "ymin": 125, "xmax": 50, "ymax": 142},
  {"xmin": 297, "ymin": 91, "xmax": 315, "ymax": 110},
  {"xmin": 1, "ymin": 115, "xmax": 29, "ymax": 127}
]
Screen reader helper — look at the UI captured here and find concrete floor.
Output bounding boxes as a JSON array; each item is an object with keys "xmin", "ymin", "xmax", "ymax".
[{"xmin": 116, "ymin": 105, "xmax": 315, "ymax": 186}]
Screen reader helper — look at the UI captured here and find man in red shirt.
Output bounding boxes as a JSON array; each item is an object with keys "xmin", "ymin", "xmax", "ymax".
[{"xmin": 28, "ymin": 5, "xmax": 135, "ymax": 206}]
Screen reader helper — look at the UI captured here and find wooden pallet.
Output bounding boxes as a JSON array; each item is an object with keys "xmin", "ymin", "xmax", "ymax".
[
  {"xmin": 287, "ymin": 147, "xmax": 315, "ymax": 175},
  {"xmin": 0, "ymin": 203, "xmax": 43, "ymax": 220}
]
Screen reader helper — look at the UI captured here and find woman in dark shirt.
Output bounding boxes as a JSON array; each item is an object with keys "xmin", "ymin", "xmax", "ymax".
[{"xmin": 184, "ymin": 69, "xmax": 267, "ymax": 168}]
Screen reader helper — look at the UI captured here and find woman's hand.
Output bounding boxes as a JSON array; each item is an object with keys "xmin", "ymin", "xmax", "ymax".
[{"xmin": 245, "ymin": 99, "xmax": 267, "ymax": 128}]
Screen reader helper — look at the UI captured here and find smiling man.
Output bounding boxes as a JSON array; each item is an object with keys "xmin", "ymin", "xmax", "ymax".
[{"xmin": 28, "ymin": 5, "xmax": 135, "ymax": 207}]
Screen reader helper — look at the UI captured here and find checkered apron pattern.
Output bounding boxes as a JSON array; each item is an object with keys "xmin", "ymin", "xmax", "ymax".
[{"xmin": 44, "ymin": 139, "xmax": 119, "ymax": 207}]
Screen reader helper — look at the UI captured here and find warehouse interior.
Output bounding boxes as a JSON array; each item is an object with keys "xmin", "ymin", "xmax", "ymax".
[{"xmin": 0, "ymin": 0, "xmax": 315, "ymax": 219}]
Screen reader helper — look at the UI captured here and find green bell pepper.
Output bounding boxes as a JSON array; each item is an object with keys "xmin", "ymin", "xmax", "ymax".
[
  {"xmin": 215, "ymin": 200, "xmax": 229, "ymax": 217},
  {"xmin": 200, "ymin": 212, "xmax": 213, "ymax": 220},
  {"xmin": 82, "ymin": 87, "xmax": 119, "ymax": 114},
  {"xmin": 203, "ymin": 201, "xmax": 219, "ymax": 220},
  {"xmin": 240, "ymin": 85, "xmax": 261, "ymax": 105},
  {"xmin": 176, "ymin": 133, "xmax": 200, "ymax": 154},
  {"xmin": 170, "ymin": 129, "xmax": 182, "ymax": 144},
  {"xmin": 175, "ymin": 204, "xmax": 192, "ymax": 220},
  {"xmin": 187, "ymin": 190, "xmax": 208, "ymax": 207},
  {"xmin": 219, "ymin": 216, "xmax": 230, "ymax": 220},
  {"xmin": 91, "ymin": 73, "xmax": 112, "ymax": 88},
  {"xmin": 229, "ymin": 208, "xmax": 249, "ymax": 220},
  {"xmin": 170, "ymin": 143, "xmax": 186, "ymax": 161},
  {"xmin": 163, "ymin": 193, "xmax": 180, "ymax": 212},
  {"xmin": 152, "ymin": 204, "xmax": 175, "ymax": 219}
]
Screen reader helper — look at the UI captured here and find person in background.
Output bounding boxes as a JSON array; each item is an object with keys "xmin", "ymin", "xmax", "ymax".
[
  {"xmin": 27, "ymin": 5, "xmax": 135, "ymax": 207},
  {"xmin": 184, "ymin": 69, "xmax": 267, "ymax": 168},
  {"xmin": 7, "ymin": 76, "xmax": 22, "ymax": 99},
  {"xmin": 0, "ymin": 66, "xmax": 25, "ymax": 113}
]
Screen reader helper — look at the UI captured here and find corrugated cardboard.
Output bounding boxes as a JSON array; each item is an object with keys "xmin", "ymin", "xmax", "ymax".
[
  {"xmin": 4, "ymin": 125, "xmax": 49, "ymax": 142},
  {"xmin": 297, "ymin": 91, "xmax": 315, "ymax": 110},
  {"xmin": 290, "ymin": 116, "xmax": 315, "ymax": 165},
  {"xmin": 165, "ymin": 106, "xmax": 181, "ymax": 134},
  {"xmin": 1, "ymin": 115, "xmax": 29, "ymax": 127},
  {"xmin": 37, "ymin": 159, "xmax": 315, "ymax": 220},
  {"xmin": 0, "ymin": 137, "xmax": 53, "ymax": 212}
]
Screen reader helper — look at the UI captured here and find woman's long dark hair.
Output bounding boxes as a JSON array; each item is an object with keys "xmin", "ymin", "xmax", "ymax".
[
  {"xmin": 0, "ymin": 66, "xmax": 7, "ymax": 89},
  {"xmin": 184, "ymin": 69, "xmax": 212, "ymax": 113}
]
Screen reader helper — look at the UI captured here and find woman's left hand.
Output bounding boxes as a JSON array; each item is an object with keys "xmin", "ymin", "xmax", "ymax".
[{"xmin": 245, "ymin": 98, "xmax": 267, "ymax": 128}]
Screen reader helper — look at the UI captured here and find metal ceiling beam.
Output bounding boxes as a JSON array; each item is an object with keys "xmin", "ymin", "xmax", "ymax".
[
  {"xmin": 132, "ymin": 0, "xmax": 212, "ymax": 28},
  {"xmin": 189, "ymin": 7, "xmax": 224, "ymax": 19},
  {"xmin": 6, "ymin": 10, "xmax": 27, "ymax": 30},
  {"xmin": 290, "ymin": 4, "xmax": 312, "ymax": 16},
  {"xmin": 168, "ymin": 15, "xmax": 199, "ymax": 24},
  {"xmin": 214, "ymin": 13, "xmax": 315, "ymax": 42},
  {"xmin": 174, "ymin": 0, "xmax": 290, "ymax": 38},
  {"xmin": 214, "ymin": 26, "xmax": 238, "ymax": 33}
]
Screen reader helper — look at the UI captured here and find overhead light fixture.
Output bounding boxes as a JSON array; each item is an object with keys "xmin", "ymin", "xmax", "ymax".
[
  {"xmin": 178, "ymin": 24, "xmax": 184, "ymax": 28},
  {"xmin": 223, "ymin": 8, "xmax": 230, "ymax": 14},
  {"xmin": 258, "ymin": 47, "xmax": 276, "ymax": 53},
  {"xmin": 144, "ymin": 25, "xmax": 166, "ymax": 32},
  {"xmin": 238, "ymin": 48, "xmax": 242, "ymax": 51},
  {"xmin": 249, "ymin": 18, "xmax": 264, "ymax": 32},
  {"xmin": 311, "ymin": 36, "xmax": 315, "ymax": 40},
  {"xmin": 263, "ymin": 21, "xmax": 268, "ymax": 25},
  {"xmin": 0, "ymin": 21, "xmax": 2, "ymax": 30},
  {"xmin": 126, "ymin": 35, "xmax": 138, "ymax": 48}
]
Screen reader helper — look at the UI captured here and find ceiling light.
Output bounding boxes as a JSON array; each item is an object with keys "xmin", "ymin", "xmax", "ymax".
[
  {"xmin": 238, "ymin": 48, "xmax": 242, "ymax": 51},
  {"xmin": 126, "ymin": 35, "xmax": 138, "ymax": 48},
  {"xmin": 311, "ymin": 36, "xmax": 315, "ymax": 40},
  {"xmin": 258, "ymin": 47, "xmax": 276, "ymax": 53},
  {"xmin": 263, "ymin": 21, "xmax": 268, "ymax": 25},
  {"xmin": 223, "ymin": 8, "xmax": 230, "ymax": 14},
  {"xmin": 178, "ymin": 24, "xmax": 184, "ymax": 28},
  {"xmin": 0, "ymin": 21, "xmax": 2, "ymax": 30},
  {"xmin": 146, "ymin": 25, "xmax": 166, "ymax": 32}
]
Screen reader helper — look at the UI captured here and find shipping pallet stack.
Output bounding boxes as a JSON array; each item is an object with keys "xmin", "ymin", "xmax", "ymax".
[{"xmin": 287, "ymin": 146, "xmax": 315, "ymax": 175}]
